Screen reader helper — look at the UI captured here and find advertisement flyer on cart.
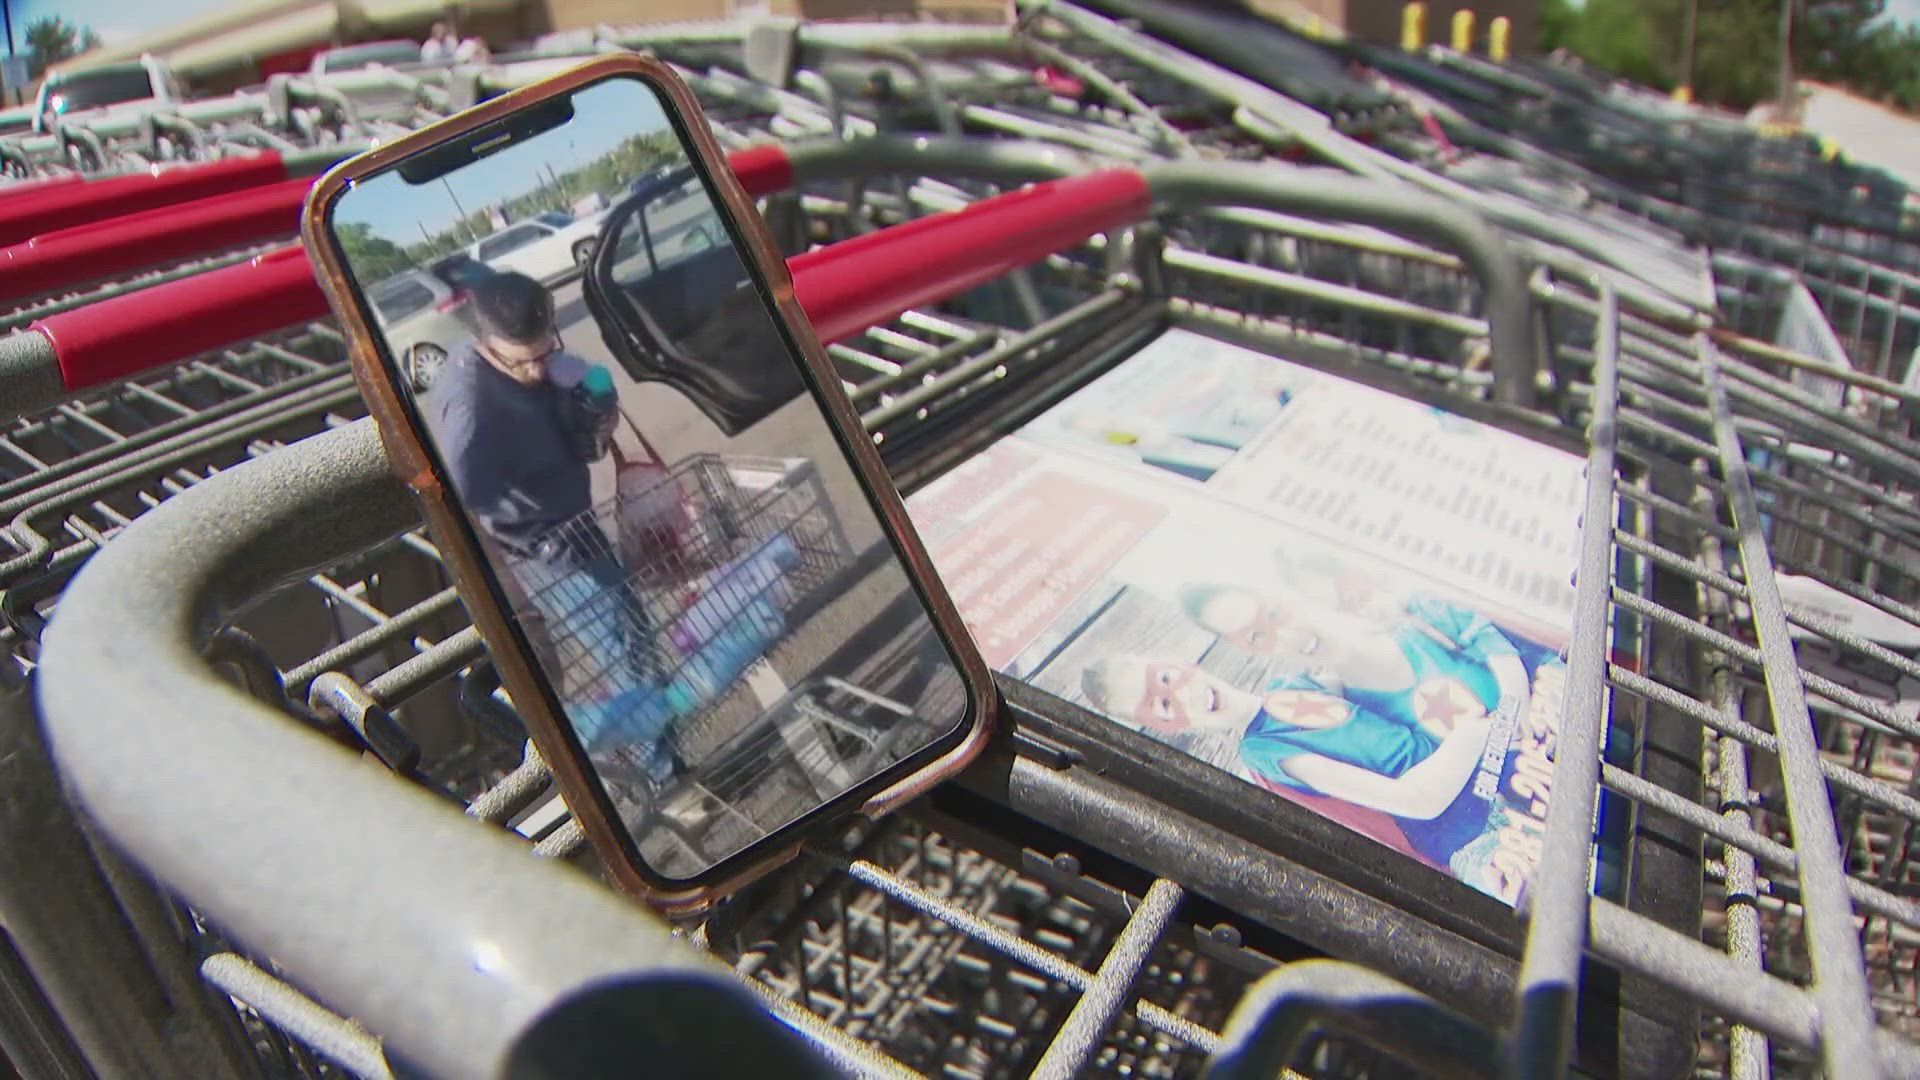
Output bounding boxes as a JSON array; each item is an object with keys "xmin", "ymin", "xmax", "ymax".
[{"xmin": 907, "ymin": 328, "xmax": 1609, "ymax": 906}]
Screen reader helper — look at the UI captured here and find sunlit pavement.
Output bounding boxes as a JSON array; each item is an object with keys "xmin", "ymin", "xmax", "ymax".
[{"xmin": 1799, "ymin": 83, "xmax": 1920, "ymax": 191}]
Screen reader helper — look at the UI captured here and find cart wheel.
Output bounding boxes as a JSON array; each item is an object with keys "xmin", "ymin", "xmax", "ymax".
[{"xmin": 882, "ymin": 721, "xmax": 933, "ymax": 761}]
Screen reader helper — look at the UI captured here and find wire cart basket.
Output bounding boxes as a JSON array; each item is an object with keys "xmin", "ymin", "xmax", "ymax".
[
  {"xmin": 508, "ymin": 449, "xmax": 904, "ymax": 877},
  {"xmin": 12, "ymin": 12, "xmax": 1920, "ymax": 1080}
]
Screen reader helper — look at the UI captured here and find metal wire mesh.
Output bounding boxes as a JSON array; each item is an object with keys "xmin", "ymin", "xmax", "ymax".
[{"xmin": 21, "ymin": 14, "xmax": 1920, "ymax": 1080}]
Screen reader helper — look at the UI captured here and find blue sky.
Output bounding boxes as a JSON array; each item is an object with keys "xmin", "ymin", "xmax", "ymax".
[
  {"xmin": 8, "ymin": 0, "xmax": 234, "ymax": 50},
  {"xmin": 336, "ymin": 76, "xmax": 673, "ymax": 247},
  {"xmin": 1886, "ymin": 0, "xmax": 1920, "ymax": 25},
  {"xmin": 1552, "ymin": 0, "xmax": 1920, "ymax": 21}
]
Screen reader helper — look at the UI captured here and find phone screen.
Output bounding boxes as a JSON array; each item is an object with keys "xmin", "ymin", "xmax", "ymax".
[{"xmin": 325, "ymin": 73, "xmax": 974, "ymax": 884}]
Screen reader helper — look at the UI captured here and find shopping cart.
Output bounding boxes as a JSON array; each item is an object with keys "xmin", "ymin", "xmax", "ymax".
[
  {"xmin": 0, "ymin": 111, "xmax": 1904, "ymax": 1080},
  {"xmin": 506, "ymin": 450, "xmax": 873, "ymax": 870},
  {"xmin": 0, "ymin": 63, "xmax": 462, "ymax": 183},
  {"xmin": 1292, "ymin": 36, "xmax": 1920, "ymax": 407},
  {"xmin": 0, "ymin": 122, "xmax": 1563, "ymax": 1077},
  {"xmin": 1354, "ymin": 40, "xmax": 1920, "ymax": 281},
  {"xmin": 0, "ymin": 53, "xmax": 514, "ymax": 320},
  {"xmin": 6, "ymin": 19, "xmax": 1920, "ymax": 1080}
]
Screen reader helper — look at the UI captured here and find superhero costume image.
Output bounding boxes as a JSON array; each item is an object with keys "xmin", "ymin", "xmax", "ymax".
[
  {"xmin": 1235, "ymin": 594, "xmax": 1565, "ymax": 873},
  {"xmin": 1072, "ymin": 583, "xmax": 1567, "ymax": 903}
]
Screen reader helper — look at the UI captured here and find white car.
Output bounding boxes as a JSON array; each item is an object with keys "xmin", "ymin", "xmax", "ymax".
[
  {"xmin": 308, "ymin": 40, "xmax": 426, "ymax": 76},
  {"xmin": 32, "ymin": 55, "xmax": 186, "ymax": 145},
  {"xmin": 468, "ymin": 211, "xmax": 609, "ymax": 285}
]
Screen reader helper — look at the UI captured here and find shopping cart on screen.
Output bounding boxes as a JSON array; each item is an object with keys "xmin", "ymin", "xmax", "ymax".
[{"xmin": 505, "ymin": 449, "xmax": 887, "ymax": 867}]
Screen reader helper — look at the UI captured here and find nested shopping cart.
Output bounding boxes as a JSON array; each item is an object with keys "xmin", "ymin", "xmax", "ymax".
[
  {"xmin": 1293, "ymin": 30, "xmax": 1920, "ymax": 417},
  {"xmin": 1352, "ymin": 38, "xmax": 1920, "ymax": 280},
  {"xmin": 5, "ymin": 22, "xmax": 1920, "ymax": 1080},
  {"xmin": 0, "ymin": 114, "xmax": 1551, "ymax": 1077},
  {"xmin": 0, "ymin": 123, "xmax": 1904, "ymax": 1076}
]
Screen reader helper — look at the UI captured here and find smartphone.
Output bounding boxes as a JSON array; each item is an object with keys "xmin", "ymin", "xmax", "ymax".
[{"xmin": 301, "ymin": 54, "xmax": 996, "ymax": 915}]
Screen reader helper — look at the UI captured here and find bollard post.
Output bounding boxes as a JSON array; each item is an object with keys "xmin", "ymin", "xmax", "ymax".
[
  {"xmin": 1488, "ymin": 15, "xmax": 1510, "ymax": 60},
  {"xmin": 1402, "ymin": 1, "xmax": 1426, "ymax": 50},
  {"xmin": 1450, "ymin": 8, "xmax": 1475, "ymax": 52}
]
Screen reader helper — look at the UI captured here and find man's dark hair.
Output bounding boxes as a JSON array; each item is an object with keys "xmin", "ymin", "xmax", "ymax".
[{"xmin": 469, "ymin": 271, "xmax": 555, "ymax": 345}]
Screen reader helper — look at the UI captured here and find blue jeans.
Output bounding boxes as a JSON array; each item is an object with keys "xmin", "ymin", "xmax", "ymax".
[{"xmin": 517, "ymin": 549, "xmax": 669, "ymax": 734}]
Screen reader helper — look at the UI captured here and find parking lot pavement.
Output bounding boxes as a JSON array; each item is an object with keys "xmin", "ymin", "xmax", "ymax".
[{"xmin": 1801, "ymin": 83, "xmax": 1920, "ymax": 191}]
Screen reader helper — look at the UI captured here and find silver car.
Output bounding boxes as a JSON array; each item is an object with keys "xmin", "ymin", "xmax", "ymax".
[{"xmin": 368, "ymin": 266, "xmax": 483, "ymax": 392}]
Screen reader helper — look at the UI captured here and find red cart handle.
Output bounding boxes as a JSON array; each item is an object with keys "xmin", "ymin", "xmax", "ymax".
[
  {"xmin": 0, "ymin": 153, "xmax": 298, "ymax": 249},
  {"xmin": 0, "ymin": 142, "xmax": 803, "ymax": 309},
  {"xmin": 0, "ymin": 177, "xmax": 316, "ymax": 305},
  {"xmin": 30, "ymin": 146, "xmax": 1148, "ymax": 394}
]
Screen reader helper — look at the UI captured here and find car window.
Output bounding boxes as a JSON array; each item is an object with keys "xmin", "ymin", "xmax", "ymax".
[
  {"xmin": 536, "ymin": 212, "xmax": 574, "ymax": 229},
  {"xmin": 642, "ymin": 199, "xmax": 723, "ymax": 276},
  {"xmin": 370, "ymin": 276, "xmax": 439, "ymax": 324},
  {"xmin": 429, "ymin": 256, "xmax": 496, "ymax": 292},
  {"xmin": 317, "ymin": 42, "xmax": 422, "ymax": 73},
  {"xmin": 475, "ymin": 224, "xmax": 547, "ymax": 261},
  {"xmin": 44, "ymin": 68, "xmax": 155, "ymax": 114}
]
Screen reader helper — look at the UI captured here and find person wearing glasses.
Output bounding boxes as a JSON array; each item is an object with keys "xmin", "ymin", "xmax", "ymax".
[{"xmin": 421, "ymin": 272, "xmax": 679, "ymax": 777}]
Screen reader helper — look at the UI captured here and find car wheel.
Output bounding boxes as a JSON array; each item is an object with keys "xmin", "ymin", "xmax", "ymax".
[
  {"xmin": 572, "ymin": 238, "xmax": 598, "ymax": 266},
  {"xmin": 407, "ymin": 342, "xmax": 449, "ymax": 392}
]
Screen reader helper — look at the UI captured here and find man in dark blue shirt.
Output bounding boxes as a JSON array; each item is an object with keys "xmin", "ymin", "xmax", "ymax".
[{"xmin": 421, "ymin": 271, "xmax": 670, "ymax": 742}]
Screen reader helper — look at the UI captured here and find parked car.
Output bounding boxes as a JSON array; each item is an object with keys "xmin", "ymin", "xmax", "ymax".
[
  {"xmin": 626, "ymin": 172, "xmax": 702, "ymax": 208},
  {"xmin": 308, "ymin": 40, "xmax": 425, "ymax": 76},
  {"xmin": 466, "ymin": 210, "xmax": 609, "ymax": 285},
  {"xmin": 32, "ymin": 55, "xmax": 185, "ymax": 137},
  {"xmin": 369, "ymin": 255, "xmax": 498, "ymax": 391}
]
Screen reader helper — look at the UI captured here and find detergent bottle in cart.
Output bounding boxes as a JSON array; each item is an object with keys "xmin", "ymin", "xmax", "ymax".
[
  {"xmin": 569, "ymin": 597, "xmax": 790, "ymax": 784},
  {"xmin": 669, "ymin": 532, "xmax": 803, "ymax": 655},
  {"xmin": 546, "ymin": 353, "xmax": 620, "ymax": 461}
]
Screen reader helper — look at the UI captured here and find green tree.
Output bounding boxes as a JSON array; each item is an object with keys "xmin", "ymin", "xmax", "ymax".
[
  {"xmin": 1795, "ymin": 0, "xmax": 1882, "ymax": 79},
  {"xmin": 1540, "ymin": 0, "xmax": 1585, "ymax": 49},
  {"xmin": 1563, "ymin": 0, "xmax": 1672, "ymax": 90},
  {"xmin": 1540, "ymin": 0, "xmax": 1797, "ymax": 110},
  {"xmin": 24, "ymin": 16, "xmax": 102, "ymax": 78},
  {"xmin": 1790, "ymin": 0, "xmax": 1920, "ymax": 112},
  {"xmin": 335, "ymin": 222, "xmax": 412, "ymax": 283},
  {"xmin": 1680, "ymin": 0, "xmax": 1784, "ymax": 108}
]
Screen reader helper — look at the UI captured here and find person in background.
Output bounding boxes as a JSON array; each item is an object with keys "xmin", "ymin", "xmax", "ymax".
[
  {"xmin": 454, "ymin": 34, "xmax": 492, "ymax": 65},
  {"xmin": 420, "ymin": 22, "xmax": 461, "ymax": 63},
  {"xmin": 419, "ymin": 271, "xmax": 667, "ymax": 712}
]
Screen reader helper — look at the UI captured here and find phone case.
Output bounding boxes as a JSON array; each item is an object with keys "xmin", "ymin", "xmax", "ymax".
[{"xmin": 299, "ymin": 53, "xmax": 998, "ymax": 918}]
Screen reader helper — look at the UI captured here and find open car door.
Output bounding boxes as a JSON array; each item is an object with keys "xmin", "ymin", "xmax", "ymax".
[{"xmin": 582, "ymin": 168, "xmax": 805, "ymax": 437}]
